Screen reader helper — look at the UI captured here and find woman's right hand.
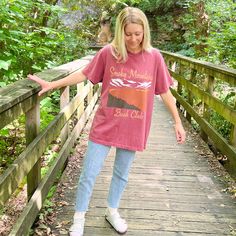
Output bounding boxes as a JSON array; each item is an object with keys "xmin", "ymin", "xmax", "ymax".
[{"xmin": 28, "ymin": 74, "xmax": 53, "ymax": 96}]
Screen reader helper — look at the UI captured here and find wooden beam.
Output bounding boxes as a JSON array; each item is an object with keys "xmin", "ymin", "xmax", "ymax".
[
  {"xmin": 0, "ymin": 84, "xmax": 91, "ymax": 206},
  {"xmin": 170, "ymin": 70, "xmax": 236, "ymax": 125},
  {"xmin": 171, "ymin": 89, "xmax": 236, "ymax": 177},
  {"xmin": 161, "ymin": 50, "xmax": 236, "ymax": 86}
]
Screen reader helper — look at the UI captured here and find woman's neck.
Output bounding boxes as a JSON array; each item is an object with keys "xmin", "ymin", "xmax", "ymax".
[{"xmin": 127, "ymin": 47, "xmax": 142, "ymax": 54}]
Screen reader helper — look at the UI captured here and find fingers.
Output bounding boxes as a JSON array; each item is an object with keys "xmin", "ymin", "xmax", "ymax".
[
  {"xmin": 27, "ymin": 74, "xmax": 48, "ymax": 96},
  {"xmin": 28, "ymin": 74, "xmax": 42, "ymax": 83},
  {"xmin": 175, "ymin": 125, "xmax": 186, "ymax": 144},
  {"xmin": 38, "ymin": 90, "xmax": 44, "ymax": 96},
  {"xmin": 177, "ymin": 133, "xmax": 185, "ymax": 144}
]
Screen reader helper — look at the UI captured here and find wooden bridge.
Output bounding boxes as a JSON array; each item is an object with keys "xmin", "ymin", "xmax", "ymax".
[{"xmin": 0, "ymin": 50, "xmax": 235, "ymax": 235}]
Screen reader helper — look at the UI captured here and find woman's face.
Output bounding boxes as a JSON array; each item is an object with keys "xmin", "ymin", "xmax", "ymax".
[{"xmin": 124, "ymin": 23, "xmax": 144, "ymax": 53}]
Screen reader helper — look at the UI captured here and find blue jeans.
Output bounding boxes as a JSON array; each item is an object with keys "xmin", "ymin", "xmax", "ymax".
[{"xmin": 75, "ymin": 140, "xmax": 135, "ymax": 212}]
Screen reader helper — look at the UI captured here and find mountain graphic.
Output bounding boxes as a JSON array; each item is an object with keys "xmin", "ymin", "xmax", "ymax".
[
  {"xmin": 107, "ymin": 93, "xmax": 140, "ymax": 110},
  {"xmin": 107, "ymin": 88, "xmax": 147, "ymax": 111}
]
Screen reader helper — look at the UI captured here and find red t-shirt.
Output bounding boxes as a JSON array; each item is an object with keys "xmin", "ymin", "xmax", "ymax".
[{"xmin": 82, "ymin": 45, "xmax": 173, "ymax": 151}]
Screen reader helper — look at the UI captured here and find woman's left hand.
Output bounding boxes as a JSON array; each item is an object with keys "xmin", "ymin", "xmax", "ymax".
[{"xmin": 174, "ymin": 123, "xmax": 186, "ymax": 144}]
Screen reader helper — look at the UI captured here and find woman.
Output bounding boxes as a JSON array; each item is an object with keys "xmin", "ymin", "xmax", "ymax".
[{"xmin": 28, "ymin": 7, "xmax": 186, "ymax": 236}]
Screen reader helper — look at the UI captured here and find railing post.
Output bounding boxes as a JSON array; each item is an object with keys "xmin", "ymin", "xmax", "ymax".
[
  {"xmin": 77, "ymin": 83, "xmax": 85, "ymax": 119},
  {"xmin": 230, "ymin": 97, "xmax": 236, "ymax": 146},
  {"xmin": 186, "ymin": 69, "xmax": 197, "ymax": 123},
  {"xmin": 26, "ymin": 96, "xmax": 40, "ymax": 200},
  {"xmin": 87, "ymin": 82, "xmax": 94, "ymax": 105},
  {"xmin": 60, "ymin": 86, "xmax": 70, "ymax": 144},
  {"xmin": 176, "ymin": 64, "xmax": 184, "ymax": 108},
  {"xmin": 170, "ymin": 61, "xmax": 176, "ymax": 72},
  {"xmin": 200, "ymin": 75, "xmax": 215, "ymax": 142}
]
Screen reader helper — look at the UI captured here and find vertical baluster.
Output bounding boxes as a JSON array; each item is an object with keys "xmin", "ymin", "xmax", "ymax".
[
  {"xmin": 186, "ymin": 69, "xmax": 197, "ymax": 123},
  {"xmin": 77, "ymin": 82, "xmax": 85, "ymax": 120},
  {"xmin": 200, "ymin": 75, "xmax": 215, "ymax": 142},
  {"xmin": 26, "ymin": 96, "xmax": 40, "ymax": 200},
  {"xmin": 230, "ymin": 96, "xmax": 236, "ymax": 146},
  {"xmin": 60, "ymin": 86, "xmax": 70, "ymax": 145},
  {"xmin": 176, "ymin": 64, "xmax": 184, "ymax": 108},
  {"xmin": 171, "ymin": 61, "xmax": 176, "ymax": 72},
  {"xmin": 87, "ymin": 82, "xmax": 93, "ymax": 105}
]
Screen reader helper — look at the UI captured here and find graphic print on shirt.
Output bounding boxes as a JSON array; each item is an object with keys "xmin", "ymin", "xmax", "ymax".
[{"xmin": 107, "ymin": 78, "xmax": 151, "ymax": 112}]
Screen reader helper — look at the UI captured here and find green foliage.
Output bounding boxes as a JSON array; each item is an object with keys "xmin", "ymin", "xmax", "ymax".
[
  {"xmin": 209, "ymin": 82, "xmax": 235, "ymax": 140},
  {"xmin": 206, "ymin": 17, "xmax": 236, "ymax": 68},
  {"xmin": 0, "ymin": 120, "xmax": 26, "ymax": 174},
  {"xmin": 40, "ymin": 95, "xmax": 59, "ymax": 131},
  {"xmin": 0, "ymin": 0, "xmax": 89, "ymax": 85},
  {"xmin": 175, "ymin": 0, "xmax": 236, "ymax": 67},
  {"xmin": 205, "ymin": 1, "xmax": 236, "ymax": 68},
  {"xmin": 209, "ymin": 111, "xmax": 232, "ymax": 141},
  {"xmin": 136, "ymin": 0, "xmax": 178, "ymax": 12}
]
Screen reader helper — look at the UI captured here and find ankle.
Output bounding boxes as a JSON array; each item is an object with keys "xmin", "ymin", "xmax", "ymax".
[
  {"xmin": 108, "ymin": 207, "xmax": 118, "ymax": 215},
  {"xmin": 74, "ymin": 211, "xmax": 86, "ymax": 220}
]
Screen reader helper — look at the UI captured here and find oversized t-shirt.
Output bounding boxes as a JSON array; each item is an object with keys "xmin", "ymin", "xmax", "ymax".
[{"xmin": 82, "ymin": 44, "xmax": 173, "ymax": 151}]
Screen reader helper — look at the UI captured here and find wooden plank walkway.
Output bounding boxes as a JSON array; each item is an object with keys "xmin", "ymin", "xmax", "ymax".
[{"xmin": 47, "ymin": 96, "xmax": 236, "ymax": 236}]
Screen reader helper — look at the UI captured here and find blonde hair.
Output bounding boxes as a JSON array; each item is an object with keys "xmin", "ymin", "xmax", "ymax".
[{"xmin": 111, "ymin": 7, "xmax": 152, "ymax": 62}]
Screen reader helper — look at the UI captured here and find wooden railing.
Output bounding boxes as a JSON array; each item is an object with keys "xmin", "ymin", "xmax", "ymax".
[
  {"xmin": 0, "ymin": 54, "xmax": 99, "ymax": 235},
  {"xmin": 161, "ymin": 50, "xmax": 236, "ymax": 178}
]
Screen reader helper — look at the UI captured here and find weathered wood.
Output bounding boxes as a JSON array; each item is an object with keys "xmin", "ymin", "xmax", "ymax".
[
  {"xmin": 25, "ymin": 96, "xmax": 41, "ymax": 200},
  {"xmin": 176, "ymin": 65, "xmax": 184, "ymax": 108},
  {"xmin": 230, "ymin": 97, "xmax": 236, "ymax": 147},
  {"xmin": 169, "ymin": 70, "xmax": 236, "ymax": 125},
  {"xmin": 162, "ymin": 51, "xmax": 236, "ymax": 172},
  {"xmin": 59, "ymin": 86, "xmax": 70, "ymax": 145},
  {"xmin": 77, "ymin": 83, "xmax": 85, "ymax": 119},
  {"xmin": 171, "ymin": 89, "xmax": 236, "ymax": 177},
  {"xmin": 200, "ymin": 74, "xmax": 215, "ymax": 142},
  {"xmin": 0, "ymin": 57, "xmax": 91, "ymax": 129},
  {"xmin": 0, "ymin": 83, "xmax": 91, "ymax": 205},
  {"xmin": 186, "ymin": 69, "xmax": 197, "ymax": 122},
  {"xmin": 161, "ymin": 50, "xmax": 236, "ymax": 86},
  {"xmin": 87, "ymin": 82, "xmax": 94, "ymax": 105},
  {"xmin": 9, "ymin": 87, "xmax": 101, "ymax": 235}
]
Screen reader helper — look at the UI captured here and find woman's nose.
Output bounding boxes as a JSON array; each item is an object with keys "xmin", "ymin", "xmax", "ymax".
[{"xmin": 130, "ymin": 35, "xmax": 136, "ymax": 41}]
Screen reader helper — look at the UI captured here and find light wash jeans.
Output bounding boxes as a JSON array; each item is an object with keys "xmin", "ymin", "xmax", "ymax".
[{"xmin": 75, "ymin": 140, "xmax": 135, "ymax": 212}]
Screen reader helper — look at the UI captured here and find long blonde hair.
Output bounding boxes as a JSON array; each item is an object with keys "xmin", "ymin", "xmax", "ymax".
[{"xmin": 111, "ymin": 7, "xmax": 152, "ymax": 62}]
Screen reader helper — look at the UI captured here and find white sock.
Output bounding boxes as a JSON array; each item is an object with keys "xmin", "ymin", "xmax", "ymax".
[
  {"xmin": 74, "ymin": 211, "xmax": 86, "ymax": 220},
  {"xmin": 108, "ymin": 207, "xmax": 118, "ymax": 215}
]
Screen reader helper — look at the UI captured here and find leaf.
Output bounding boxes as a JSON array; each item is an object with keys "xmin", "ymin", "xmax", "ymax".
[
  {"xmin": 0, "ymin": 128, "xmax": 9, "ymax": 135},
  {"xmin": 0, "ymin": 60, "xmax": 11, "ymax": 70},
  {"xmin": 0, "ymin": 81, "xmax": 6, "ymax": 87},
  {"xmin": 32, "ymin": 64, "xmax": 42, "ymax": 71}
]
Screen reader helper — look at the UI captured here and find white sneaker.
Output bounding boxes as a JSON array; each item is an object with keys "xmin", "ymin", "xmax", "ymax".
[
  {"xmin": 69, "ymin": 217, "xmax": 85, "ymax": 236},
  {"xmin": 105, "ymin": 208, "xmax": 128, "ymax": 234}
]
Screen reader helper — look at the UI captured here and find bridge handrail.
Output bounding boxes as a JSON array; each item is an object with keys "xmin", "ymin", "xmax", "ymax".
[
  {"xmin": 161, "ymin": 50, "xmax": 236, "ymax": 177},
  {"xmin": 161, "ymin": 50, "xmax": 235, "ymax": 86}
]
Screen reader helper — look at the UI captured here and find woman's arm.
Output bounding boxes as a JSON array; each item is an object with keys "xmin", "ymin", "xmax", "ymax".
[
  {"xmin": 28, "ymin": 69, "xmax": 87, "ymax": 96},
  {"xmin": 160, "ymin": 89, "xmax": 186, "ymax": 144}
]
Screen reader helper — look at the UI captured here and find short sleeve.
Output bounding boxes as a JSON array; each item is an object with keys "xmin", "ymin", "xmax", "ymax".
[
  {"xmin": 155, "ymin": 51, "xmax": 173, "ymax": 95},
  {"xmin": 82, "ymin": 46, "xmax": 107, "ymax": 84}
]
